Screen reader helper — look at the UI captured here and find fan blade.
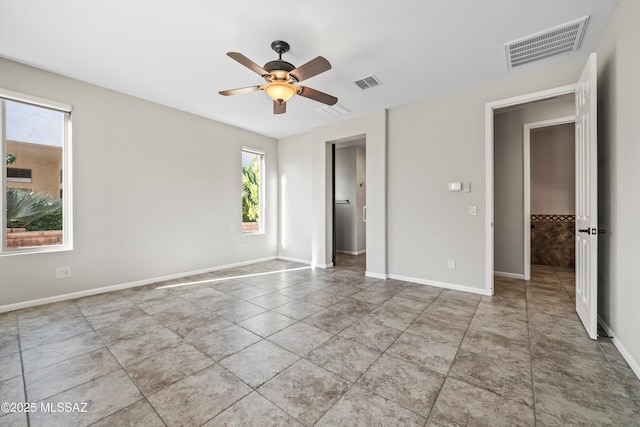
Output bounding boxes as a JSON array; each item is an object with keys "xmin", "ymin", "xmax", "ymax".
[
  {"xmin": 219, "ymin": 86, "xmax": 262, "ymax": 96},
  {"xmin": 297, "ymin": 86, "xmax": 338, "ymax": 106},
  {"xmin": 273, "ymin": 101, "xmax": 286, "ymax": 115},
  {"xmin": 290, "ymin": 56, "xmax": 331, "ymax": 82},
  {"xmin": 227, "ymin": 52, "xmax": 270, "ymax": 77}
]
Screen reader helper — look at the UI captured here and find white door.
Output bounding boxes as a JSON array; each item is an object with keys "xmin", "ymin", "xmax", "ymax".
[{"xmin": 575, "ymin": 52, "xmax": 598, "ymax": 340}]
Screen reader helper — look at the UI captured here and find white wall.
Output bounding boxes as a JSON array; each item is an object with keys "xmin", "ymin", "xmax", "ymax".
[
  {"xmin": 334, "ymin": 145, "xmax": 367, "ymax": 255},
  {"xmin": 493, "ymin": 97, "xmax": 574, "ymax": 275},
  {"xmin": 0, "ymin": 58, "xmax": 278, "ymax": 308},
  {"xmin": 278, "ymin": 61, "xmax": 584, "ymax": 292},
  {"xmin": 530, "ymin": 123, "xmax": 575, "ymax": 214},
  {"xmin": 277, "ymin": 111, "xmax": 386, "ymax": 274},
  {"xmin": 355, "ymin": 145, "xmax": 366, "ymax": 253},
  {"xmin": 313, "ymin": 113, "xmax": 387, "ymax": 275},
  {"xmin": 386, "ymin": 61, "xmax": 584, "ymax": 292},
  {"xmin": 335, "ymin": 146, "xmax": 357, "ymax": 253},
  {"xmin": 596, "ymin": 0, "xmax": 640, "ymax": 378},
  {"xmin": 277, "ymin": 133, "xmax": 312, "ymax": 263}
]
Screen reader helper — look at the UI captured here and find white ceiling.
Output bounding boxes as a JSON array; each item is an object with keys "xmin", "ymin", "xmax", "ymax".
[{"xmin": 0, "ymin": 0, "xmax": 617, "ymax": 139}]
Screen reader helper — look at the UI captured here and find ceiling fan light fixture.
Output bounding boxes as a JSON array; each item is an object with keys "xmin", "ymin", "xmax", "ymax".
[{"xmin": 264, "ymin": 81, "xmax": 296, "ymax": 103}]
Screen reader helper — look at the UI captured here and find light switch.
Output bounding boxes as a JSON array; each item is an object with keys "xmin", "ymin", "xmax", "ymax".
[
  {"xmin": 448, "ymin": 182, "xmax": 462, "ymax": 192},
  {"xmin": 469, "ymin": 206, "xmax": 477, "ymax": 216}
]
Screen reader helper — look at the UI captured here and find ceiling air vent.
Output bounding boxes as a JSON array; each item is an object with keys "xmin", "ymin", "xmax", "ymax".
[
  {"xmin": 316, "ymin": 103, "xmax": 350, "ymax": 117},
  {"xmin": 354, "ymin": 75, "xmax": 382, "ymax": 90},
  {"xmin": 505, "ymin": 16, "xmax": 589, "ymax": 69}
]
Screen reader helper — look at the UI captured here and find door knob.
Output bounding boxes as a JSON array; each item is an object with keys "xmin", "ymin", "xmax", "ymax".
[{"xmin": 578, "ymin": 228, "xmax": 591, "ymax": 234}]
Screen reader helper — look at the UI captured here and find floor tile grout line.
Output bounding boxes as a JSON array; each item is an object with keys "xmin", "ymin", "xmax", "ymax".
[
  {"xmin": 244, "ymin": 267, "xmax": 427, "ymax": 425},
  {"xmin": 75, "ymin": 300, "xmax": 171, "ymax": 427},
  {"xmin": 14, "ymin": 313, "xmax": 31, "ymax": 427},
  {"xmin": 525, "ymin": 273, "xmax": 539, "ymax": 427},
  {"xmin": 422, "ymin": 294, "xmax": 482, "ymax": 424},
  {"xmin": 313, "ymin": 287, "xmax": 447, "ymax": 425},
  {"xmin": 16, "ymin": 298, "xmax": 166, "ymax": 426},
  {"xmin": 13, "ymin": 260, "xmax": 636, "ymax": 425}
]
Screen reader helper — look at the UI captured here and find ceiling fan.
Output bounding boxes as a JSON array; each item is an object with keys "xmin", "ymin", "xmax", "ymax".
[{"xmin": 219, "ymin": 40, "xmax": 338, "ymax": 114}]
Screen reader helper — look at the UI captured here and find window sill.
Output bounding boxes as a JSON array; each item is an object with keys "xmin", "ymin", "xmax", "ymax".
[{"xmin": 1, "ymin": 244, "xmax": 72, "ymax": 257}]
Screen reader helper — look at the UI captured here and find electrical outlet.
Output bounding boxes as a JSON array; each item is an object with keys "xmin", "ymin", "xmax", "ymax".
[
  {"xmin": 56, "ymin": 266, "xmax": 71, "ymax": 279},
  {"xmin": 448, "ymin": 260, "xmax": 456, "ymax": 270}
]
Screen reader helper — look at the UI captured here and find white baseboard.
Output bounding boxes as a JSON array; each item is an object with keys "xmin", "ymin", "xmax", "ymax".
[
  {"xmin": 365, "ymin": 271, "xmax": 388, "ymax": 280},
  {"xmin": 388, "ymin": 274, "xmax": 492, "ymax": 296},
  {"xmin": 276, "ymin": 256, "xmax": 335, "ymax": 269},
  {"xmin": 277, "ymin": 256, "xmax": 312, "ymax": 265},
  {"xmin": 598, "ymin": 315, "xmax": 640, "ymax": 380},
  {"xmin": 313, "ymin": 263, "xmax": 334, "ymax": 269},
  {"xmin": 336, "ymin": 250, "xmax": 367, "ymax": 255},
  {"xmin": 0, "ymin": 256, "xmax": 278, "ymax": 313},
  {"xmin": 494, "ymin": 271, "xmax": 525, "ymax": 280}
]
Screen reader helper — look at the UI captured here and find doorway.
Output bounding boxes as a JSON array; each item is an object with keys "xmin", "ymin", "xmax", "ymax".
[
  {"xmin": 492, "ymin": 93, "xmax": 575, "ymax": 282},
  {"xmin": 331, "ymin": 138, "xmax": 367, "ymax": 268},
  {"xmin": 486, "ymin": 53, "xmax": 599, "ymax": 340},
  {"xmin": 524, "ymin": 119, "xmax": 576, "ymax": 281}
]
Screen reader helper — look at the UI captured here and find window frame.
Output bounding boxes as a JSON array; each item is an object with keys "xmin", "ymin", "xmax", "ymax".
[
  {"xmin": 1, "ymin": 88, "xmax": 73, "ymax": 255},
  {"xmin": 241, "ymin": 147, "xmax": 265, "ymax": 235}
]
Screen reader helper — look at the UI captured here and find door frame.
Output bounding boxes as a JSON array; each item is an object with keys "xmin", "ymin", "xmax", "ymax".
[
  {"xmin": 485, "ymin": 84, "xmax": 576, "ymax": 295},
  {"xmin": 523, "ymin": 116, "xmax": 575, "ymax": 280}
]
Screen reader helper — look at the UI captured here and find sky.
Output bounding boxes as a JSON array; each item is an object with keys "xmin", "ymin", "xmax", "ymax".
[{"xmin": 6, "ymin": 100, "xmax": 63, "ymax": 147}]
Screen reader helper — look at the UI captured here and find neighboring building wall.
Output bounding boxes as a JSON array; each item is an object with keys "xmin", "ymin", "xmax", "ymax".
[{"xmin": 6, "ymin": 140, "xmax": 62, "ymax": 197}]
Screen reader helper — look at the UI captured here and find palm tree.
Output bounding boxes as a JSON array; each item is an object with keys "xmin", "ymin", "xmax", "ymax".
[
  {"xmin": 5, "ymin": 153, "xmax": 62, "ymax": 229},
  {"xmin": 6, "ymin": 189, "xmax": 62, "ymax": 229}
]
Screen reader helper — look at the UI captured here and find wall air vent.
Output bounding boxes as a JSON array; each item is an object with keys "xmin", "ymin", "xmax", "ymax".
[
  {"xmin": 316, "ymin": 103, "xmax": 350, "ymax": 117},
  {"xmin": 505, "ymin": 16, "xmax": 589, "ymax": 69},
  {"xmin": 354, "ymin": 75, "xmax": 382, "ymax": 90}
]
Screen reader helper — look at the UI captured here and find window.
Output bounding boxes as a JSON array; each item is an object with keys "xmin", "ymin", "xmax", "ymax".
[
  {"xmin": 241, "ymin": 148, "xmax": 264, "ymax": 233},
  {"xmin": 2, "ymin": 89, "xmax": 72, "ymax": 253},
  {"xmin": 7, "ymin": 167, "xmax": 32, "ymax": 182}
]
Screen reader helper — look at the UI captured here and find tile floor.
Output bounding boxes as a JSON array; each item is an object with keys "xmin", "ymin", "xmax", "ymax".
[{"xmin": 1, "ymin": 255, "xmax": 639, "ymax": 426}]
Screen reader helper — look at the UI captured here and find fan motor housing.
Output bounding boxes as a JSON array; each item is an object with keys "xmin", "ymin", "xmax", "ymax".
[{"xmin": 264, "ymin": 60, "xmax": 295, "ymax": 73}]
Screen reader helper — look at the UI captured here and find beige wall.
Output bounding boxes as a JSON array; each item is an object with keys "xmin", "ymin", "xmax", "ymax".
[
  {"xmin": 279, "ymin": 110, "xmax": 387, "ymax": 275},
  {"xmin": 0, "ymin": 58, "xmax": 278, "ymax": 307},
  {"xmin": 596, "ymin": 0, "xmax": 640, "ymax": 377},
  {"xmin": 277, "ymin": 132, "xmax": 313, "ymax": 263},
  {"xmin": 6, "ymin": 140, "xmax": 62, "ymax": 197},
  {"xmin": 333, "ymin": 144, "xmax": 366, "ymax": 255},
  {"xmin": 355, "ymin": 145, "xmax": 366, "ymax": 253},
  {"xmin": 530, "ymin": 123, "xmax": 575, "ymax": 214},
  {"xmin": 335, "ymin": 146, "xmax": 357, "ymax": 253},
  {"xmin": 387, "ymin": 62, "xmax": 583, "ymax": 291}
]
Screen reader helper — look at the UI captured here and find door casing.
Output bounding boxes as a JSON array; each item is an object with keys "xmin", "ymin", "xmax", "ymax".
[{"xmin": 485, "ymin": 84, "xmax": 577, "ymax": 295}]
